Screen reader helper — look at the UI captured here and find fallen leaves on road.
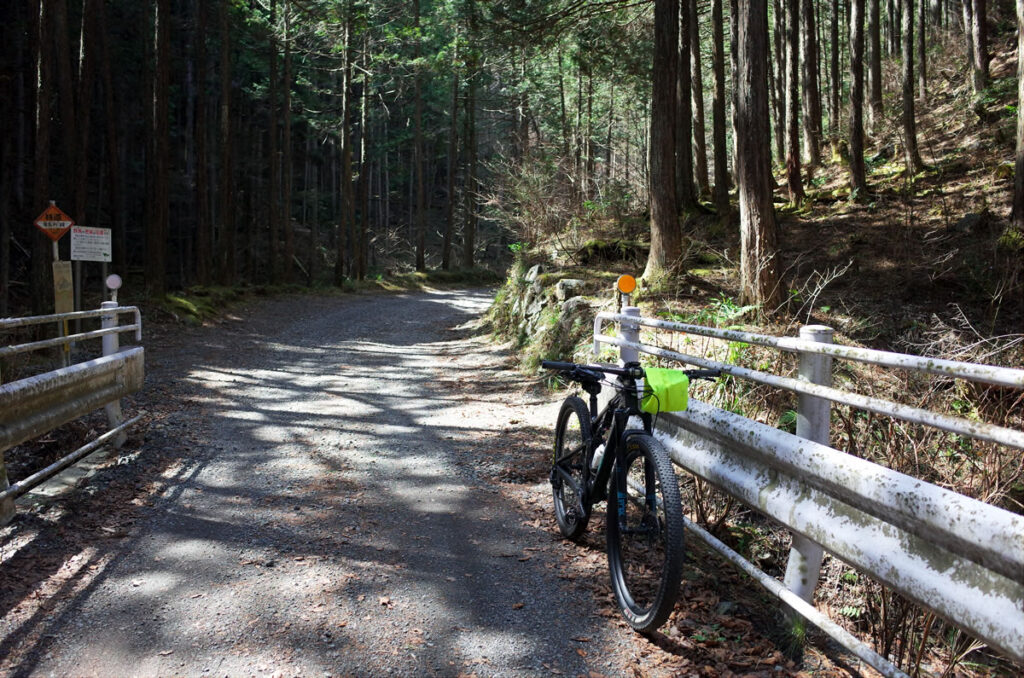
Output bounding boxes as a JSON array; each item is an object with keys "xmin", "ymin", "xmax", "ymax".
[{"xmin": 496, "ymin": 476, "xmax": 867, "ymax": 677}]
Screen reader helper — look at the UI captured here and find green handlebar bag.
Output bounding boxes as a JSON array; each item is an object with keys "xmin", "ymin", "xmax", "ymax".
[{"xmin": 641, "ymin": 368, "xmax": 690, "ymax": 414}]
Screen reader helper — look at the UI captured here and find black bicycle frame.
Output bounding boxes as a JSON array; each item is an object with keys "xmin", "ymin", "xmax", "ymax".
[{"xmin": 579, "ymin": 373, "xmax": 653, "ymax": 513}]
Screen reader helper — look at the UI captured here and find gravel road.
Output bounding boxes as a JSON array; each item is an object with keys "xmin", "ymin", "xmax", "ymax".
[{"xmin": 1, "ymin": 289, "xmax": 648, "ymax": 677}]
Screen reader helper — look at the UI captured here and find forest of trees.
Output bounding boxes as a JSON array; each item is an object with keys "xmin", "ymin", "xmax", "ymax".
[{"xmin": 0, "ymin": 0, "xmax": 1017, "ymax": 316}]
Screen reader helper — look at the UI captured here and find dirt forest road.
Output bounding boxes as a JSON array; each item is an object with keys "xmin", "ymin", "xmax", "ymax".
[{"xmin": 1, "ymin": 289, "xmax": 658, "ymax": 677}]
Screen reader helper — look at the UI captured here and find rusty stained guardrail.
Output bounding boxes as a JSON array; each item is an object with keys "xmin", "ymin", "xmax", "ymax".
[
  {"xmin": 0, "ymin": 302, "xmax": 144, "ymax": 525},
  {"xmin": 0, "ymin": 348, "xmax": 144, "ymax": 452},
  {"xmin": 593, "ymin": 307, "xmax": 1024, "ymax": 674},
  {"xmin": 657, "ymin": 404, "xmax": 1024, "ymax": 664}
]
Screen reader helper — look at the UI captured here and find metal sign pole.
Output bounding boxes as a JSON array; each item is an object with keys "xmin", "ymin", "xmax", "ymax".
[{"xmin": 73, "ymin": 260, "xmax": 82, "ymax": 337}]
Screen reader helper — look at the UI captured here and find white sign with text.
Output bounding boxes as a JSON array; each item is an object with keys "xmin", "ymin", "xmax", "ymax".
[{"xmin": 70, "ymin": 226, "xmax": 112, "ymax": 262}]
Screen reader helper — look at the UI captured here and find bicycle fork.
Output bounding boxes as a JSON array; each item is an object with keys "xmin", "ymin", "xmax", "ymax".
[{"xmin": 614, "ymin": 436, "xmax": 661, "ymax": 538}]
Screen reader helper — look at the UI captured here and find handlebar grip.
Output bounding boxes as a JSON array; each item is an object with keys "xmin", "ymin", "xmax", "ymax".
[
  {"xmin": 541, "ymin": 360, "xmax": 577, "ymax": 372},
  {"xmin": 686, "ymin": 369, "xmax": 721, "ymax": 380}
]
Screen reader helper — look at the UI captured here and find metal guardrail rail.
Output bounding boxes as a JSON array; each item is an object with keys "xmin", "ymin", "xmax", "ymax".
[
  {"xmin": 0, "ymin": 301, "xmax": 144, "ymax": 525},
  {"xmin": 593, "ymin": 307, "xmax": 1024, "ymax": 676},
  {"xmin": 0, "ymin": 307, "xmax": 141, "ymax": 363},
  {"xmin": 594, "ymin": 313, "xmax": 1024, "ymax": 450},
  {"xmin": 0, "ymin": 348, "xmax": 144, "ymax": 451},
  {"xmin": 596, "ymin": 312, "xmax": 1024, "ymax": 389}
]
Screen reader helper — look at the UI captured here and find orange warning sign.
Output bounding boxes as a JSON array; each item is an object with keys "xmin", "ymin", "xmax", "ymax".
[{"xmin": 34, "ymin": 202, "xmax": 75, "ymax": 242}]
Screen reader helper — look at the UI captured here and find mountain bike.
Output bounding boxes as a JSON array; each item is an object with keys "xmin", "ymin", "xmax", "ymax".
[{"xmin": 541, "ymin": 359, "xmax": 720, "ymax": 633}]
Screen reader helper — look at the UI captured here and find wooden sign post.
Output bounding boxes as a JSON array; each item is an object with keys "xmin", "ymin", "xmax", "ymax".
[{"xmin": 33, "ymin": 201, "xmax": 75, "ymax": 365}]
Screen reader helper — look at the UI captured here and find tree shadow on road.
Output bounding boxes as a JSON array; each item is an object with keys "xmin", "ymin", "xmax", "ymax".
[{"xmin": 0, "ymin": 289, "xmax": 628, "ymax": 677}]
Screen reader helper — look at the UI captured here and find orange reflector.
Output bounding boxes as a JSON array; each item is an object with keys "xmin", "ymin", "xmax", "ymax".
[{"xmin": 616, "ymin": 274, "xmax": 637, "ymax": 295}]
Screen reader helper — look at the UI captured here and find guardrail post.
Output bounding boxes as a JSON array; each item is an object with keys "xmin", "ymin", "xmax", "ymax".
[
  {"xmin": 619, "ymin": 306, "xmax": 641, "ymax": 364},
  {"xmin": 782, "ymin": 324, "xmax": 834, "ymax": 643},
  {"xmin": 101, "ymin": 301, "xmax": 127, "ymax": 448}
]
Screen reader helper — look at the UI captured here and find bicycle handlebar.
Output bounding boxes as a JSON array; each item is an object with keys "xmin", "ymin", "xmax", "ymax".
[
  {"xmin": 541, "ymin": 360, "xmax": 721, "ymax": 382},
  {"xmin": 539, "ymin": 360, "xmax": 578, "ymax": 372},
  {"xmin": 541, "ymin": 360, "xmax": 642, "ymax": 379}
]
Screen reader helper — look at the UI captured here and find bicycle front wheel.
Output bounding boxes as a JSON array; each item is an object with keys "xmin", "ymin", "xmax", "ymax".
[
  {"xmin": 551, "ymin": 396, "xmax": 592, "ymax": 540},
  {"xmin": 606, "ymin": 434, "xmax": 684, "ymax": 633}
]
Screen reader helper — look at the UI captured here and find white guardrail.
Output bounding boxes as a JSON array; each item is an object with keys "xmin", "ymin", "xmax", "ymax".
[
  {"xmin": 593, "ymin": 308, "xmax": 1024, "ymax": 677},
  {"xmin": 0, "ymin": 301, "xmax": 144, "ymax": 525}
]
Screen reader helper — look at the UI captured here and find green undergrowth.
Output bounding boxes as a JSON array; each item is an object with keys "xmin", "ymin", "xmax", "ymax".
[
  {"xmin": 486, "ymin": 255, "xmax": 618, "ymax": 371},
  {"xmin": 388, "ymin": 267, "xmax": 503, "ymax": 288},
  {"xmin": 161, "ymin": 286, "xmax": 252, "ymax": 325},
  {"xmin": 485, "ymin": 259, "xmax": 531, "ymax": 338}
]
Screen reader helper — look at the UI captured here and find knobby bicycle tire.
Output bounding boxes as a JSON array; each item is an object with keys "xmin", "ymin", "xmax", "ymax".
[
  {"xmin": 606, "ymin": 434, "xmax": 685, "ymax": 633},
  {"xmin": 551, "ymin": 395, "xmax": 592, "ymax": 540}
]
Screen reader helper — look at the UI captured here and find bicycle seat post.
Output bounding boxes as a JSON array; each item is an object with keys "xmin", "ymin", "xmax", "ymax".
[{"xmin": 579, "ymin": 378, "xmax": 601, "ymax": 418}]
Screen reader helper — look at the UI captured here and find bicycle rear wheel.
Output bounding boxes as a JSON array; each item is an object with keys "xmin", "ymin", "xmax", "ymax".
[
  {"xmin": 606, "ymin": 434, "xmax": 684, "ymax": 633},
  {"xmin": 551, "ymin": 396, "xmax": 592, "ymax": 540}
]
